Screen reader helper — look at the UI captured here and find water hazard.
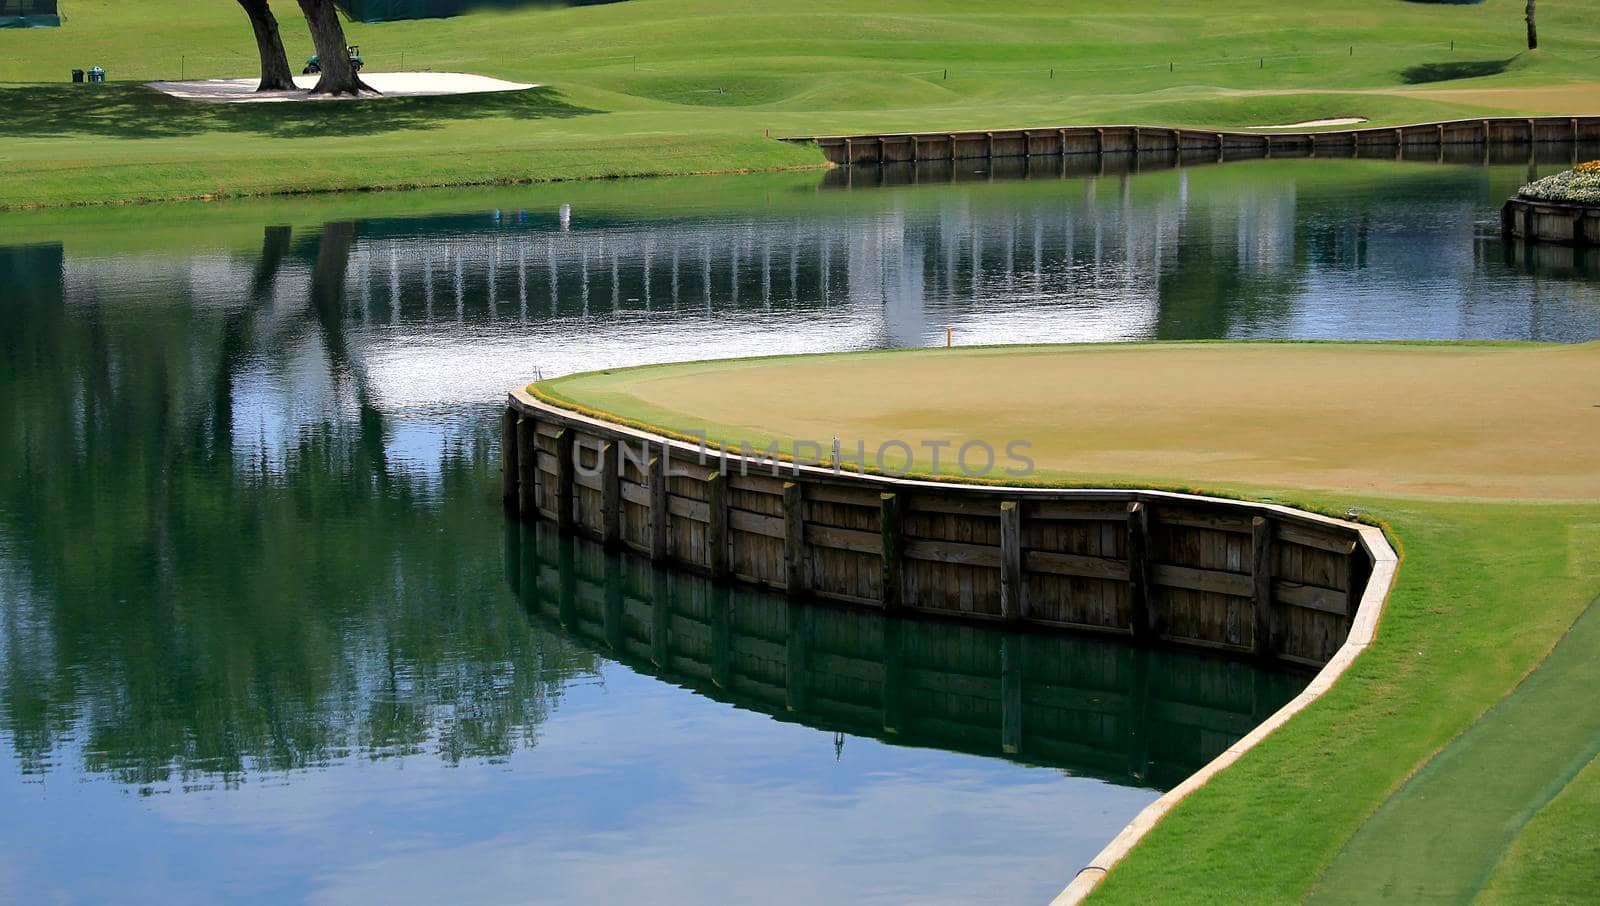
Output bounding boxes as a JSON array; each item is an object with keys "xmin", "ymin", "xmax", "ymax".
[{"xmin": 1, "ymin": 154, "xmax": 1596, "ymax": 903}]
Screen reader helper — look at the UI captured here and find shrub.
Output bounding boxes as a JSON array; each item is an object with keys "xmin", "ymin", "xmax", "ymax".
[{"xmin": 1519, "ymin": 163, "xmax": 1600, "ymax": 204}]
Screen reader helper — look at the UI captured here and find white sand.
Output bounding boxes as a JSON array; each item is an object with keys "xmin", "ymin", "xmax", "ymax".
[
  {"xmin": 148, "ymin": 71, "xmax": 537, "ymax": 103},
  {"xmin": 1251, "ymin": 117, "xmax": 1369, "ymax": 129}
]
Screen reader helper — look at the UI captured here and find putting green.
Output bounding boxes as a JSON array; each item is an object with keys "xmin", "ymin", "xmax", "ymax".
[
  {"xmin": 535, "ymin": 341, "xmax": 1600, "ymax": 902},
  {"xmin": 537, "ymin": 342, "xmax": 1600, "ymax": 501}
]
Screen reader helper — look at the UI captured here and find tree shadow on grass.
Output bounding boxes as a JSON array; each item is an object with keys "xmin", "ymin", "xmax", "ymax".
[
  {"xmin": 1400, "ymin": 58, "xmax": 1514, "ymax": 85},
  {"xmin": 0, "ymin": 83, "xmax": 599, "ymax": 140}
]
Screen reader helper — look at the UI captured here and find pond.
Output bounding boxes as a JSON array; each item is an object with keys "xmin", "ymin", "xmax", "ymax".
[{"xmin": 2, "ymin": 153, "xmax": 1597, "ymax": 904}]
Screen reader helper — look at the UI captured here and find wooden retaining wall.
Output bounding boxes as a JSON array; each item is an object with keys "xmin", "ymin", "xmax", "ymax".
[
  {"xmin": 1502, "ymin": 196, "xmax": 1600, "ymax": 247},
  {"xmin": 507, "ymin": 519, "xmax": 1302, "ymax": 788},
  {"xmin": 505, "ymin": 390, "xmax": 1380, "ymax": 669},
  {"xmin": 789, "ymin": 116, "xmax": 1600, "ymax": 167}
]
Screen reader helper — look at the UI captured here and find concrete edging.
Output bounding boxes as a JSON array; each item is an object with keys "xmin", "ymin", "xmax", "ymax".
[{"xmin": 1051, "ymin": 522, "xmax": 1397, "ymax": 905}]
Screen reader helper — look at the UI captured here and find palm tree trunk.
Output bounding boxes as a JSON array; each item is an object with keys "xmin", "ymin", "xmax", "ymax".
[
  {"xmin": 1526, "ymin": 0, "xmax": 1538, "ymax": 50},
  {"xmin": 235, "ymin": 0, "xmax": 296, "ymax": 91},
  {"xmin": 296, "ymin": 0, "xmax": 374, "ymax": 95}
]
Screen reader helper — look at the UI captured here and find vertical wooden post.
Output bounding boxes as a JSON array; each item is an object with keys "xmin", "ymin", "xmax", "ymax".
[
  {"xmin": 880, "ymin": 492, "xmax": 903, "ymax": 612},
  {"xmin": 1127, "ymin": 502, "xmax": 1152, "ymax": 639},
  {"xmin": 783, "ymin": 482, "xmax": 807, "ymax": 596},
  {"xmin": 1131, "ymin": 127, "xmax": 1140, "ymax": 155},
  {"xmin": 999, "ymin": 500, "xmax": 1024, "ymax": 624},
  {"xmin": 1001, "ymin": 636, "xmax": 1023, "ymax": 755},
  {"xmin": 601, "ymin": 441, "xmax": 621, "ymax": 548},
  {"xmin": 553, "ymin": 428, "xmax": 575, "ymax": 531},
  {"xmin": 556, "ymin": 538, "xmax": 576, "ymax": 627},
  {"xmin": 1252, "ymin": 516, "xmax": 1276, "ymax": 657},
  {"xmin": 882, "ymin": 618, "xmax": 905, "ymax": 734},
  {"xmin": 501, "ymin": 408, "xmax": 518, "ymax": 505},
  {"xmin": 1096, "ymin": 127, "xmax": 1105, "ymax": 155},
  {"xmin": 711, "ymin": 586, "xmax": 732, "ymax": 689},
  {"xmin": 706, "ymin": 470, "xmax": 729, "ymax": 581},
  {"xmin": 516, "ymin": 416, "xmax": 538, "ymax": 521},
  {"xmin": 650, "ymin": 570, "xmax": 671, "ymax": 669},
  {"xmin": 650, "ymin": 452, "xmax": 670, "ymax": 560},
  {"xmin": 785, "ymin": 603, "xmax": 809, "ymax": 712},
  {"xmin": 603, "ymin": 567, "xmax": 624, "ymax": 652}
]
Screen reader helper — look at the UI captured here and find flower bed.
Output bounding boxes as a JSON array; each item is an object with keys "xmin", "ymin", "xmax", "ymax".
[{"xmin": 1519, "ymin": 161, "xmax": 1600, "ymax": 205}]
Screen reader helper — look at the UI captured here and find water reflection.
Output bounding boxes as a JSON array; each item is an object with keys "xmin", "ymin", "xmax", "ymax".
[
  {"xmin": 510, "ymin": 522, "xmax": 1302, "ymax": 790},
  {"xmin": 1, "ymin": 157, "xmax": 1597, "ymax": 901}
]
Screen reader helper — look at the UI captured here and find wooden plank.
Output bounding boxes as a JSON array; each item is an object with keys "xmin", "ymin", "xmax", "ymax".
[
  {"xmin": 650, "ymin": 455, "xmax": 669, "ymax": 560},
  {"xmin": 554, "ymin": 428, "xmax": 575, "ymax": 530},
  {"xmin": 1024, "ymin": 550, "xmax": 1130, "ymax": 582},
  {"xmin": 1152, "ymin": 563, "xmax": 1252, "ymax": 597},
  {"xmin": 667, "ymin": 494, "xmax": 711, "ymax": 523},
  {"xmin": 784, "ymin": 482, "xmax": 807, "ymax": 595},
  {"xmin": 729, "ymin": 471, "xmax": 787, "ymax": 494},
  {"xmin": 1127, "ymin": 502, "xmax": 1152, "ymax": 639},
  {"xmin": 516, "ymin": 416, "xmax": 538, "ymax": 521},
  {"xmin": 1151, "ymin": 507, "xmax": 1253, "ymax": 534},
  {"xmin": 805, "ymin": 484, "xmax": 882, "ymax": 508},
  {"xmin": 882, "ymin": 493, "xmax": 903, "ymax": 612},
  {"xmin": 1028, "ymin": 500, "xmax": 1134, "ymax": 521},
  {"xmin": 1252, "ymin": 516, "xmax": 1275, "ymax": 656},
  {"xmin": 501, "ymin": 408, "xmax": 518, "ymax": 504},
  {"xmin": 908, "ymin": 496, "xmax": 1006, "ymax": 517},
  {"xmin": 903, "ymin": 538, "xmax": 1002, "ymax": 568},
  {"xmin": 534, "ymin": 420, "xmax": 561, "ymax": 439},
  {"xmin": 1274, "ymin": 579, "xmax": 1349, "ymax": 615},
  {"xmin": 805, "ymin": 523, "xmax": 881, "ymax": 554},
  {"xmin": 601, "ymin": 442, "xmax": 621, "ymax": 547},
  {"xmin": 572, "ymin": 466, "xmax": 602, "ymax": 492},
  {"xmin": 729, "ymin": 508, "xmax": 785, "ymax": 539},
  {"xmin": 707, "ymin": 472, "xmax": 729, "ymax": 581},
  {"xmin": 1000, "ymin": 501, "xmax": 1023, "ymax": 623},
  {"xmin": 1275, "ymin": 521, "xmax": 1359, "ymax": 555},
  {"xmin": 620, "ymin": 480, "xmax": 650, "ymax": 506}
]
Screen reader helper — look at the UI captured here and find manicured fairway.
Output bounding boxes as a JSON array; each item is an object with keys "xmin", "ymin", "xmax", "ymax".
[
  {"xmin": 534, "ymin": 342, "xmax": 1600, "ymax": 903},
  {"xmin": 4, "ymin": 0, "xmax": 1600, "ymax": 207}
]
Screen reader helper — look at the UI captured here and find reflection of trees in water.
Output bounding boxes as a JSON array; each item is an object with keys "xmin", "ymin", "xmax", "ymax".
[{"xmin": 0, "ymin": 236, "xmax": 598, "ymax": 786}]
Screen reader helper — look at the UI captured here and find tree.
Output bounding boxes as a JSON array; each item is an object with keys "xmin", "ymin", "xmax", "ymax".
[
  {"xmin": 235, "ymin": 0, "xmax": 296, "ymax": 91},
  {"xmin": 1526, "ymin": 0, "xmax": 1537, "ymax": 50},
  {"xmin": 296, "ymin": 0, "xmax": 374, "ymax": 95}
]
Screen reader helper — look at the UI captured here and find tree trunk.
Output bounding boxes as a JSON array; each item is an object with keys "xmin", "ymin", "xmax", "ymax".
[
  {"xmin": 236, "ymin": 0, "xmax": 296, "ymax": 91},
  {"xmin": 296, "ymin": 0, "xmax": 374, "ymax": 95},
  {"xmin": 1526, "ymin": 0, "xmax": 1537, "ymax": 50}
]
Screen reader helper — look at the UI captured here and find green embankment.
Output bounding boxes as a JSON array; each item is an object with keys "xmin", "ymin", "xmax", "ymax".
[
  {"xmin": 4, "ymin": 0, "xmax": 1600, "ymax": 208},
  {"xmin": 534, "ymin": 343, "xmax": 1600, "ymax": 903}
]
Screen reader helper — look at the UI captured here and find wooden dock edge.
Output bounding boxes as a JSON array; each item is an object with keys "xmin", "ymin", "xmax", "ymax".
[
  {"xmin": 783, "ymin": 116, "xmax": 1600, "ymax": 166},
  {"xmin": 503, "ymin": 385, "xmax": 1400, "ymax": 903},
  {"xmin": 1502, "ymin": 195, "xmax": 1600, "ymax": 248},
  {"xmin": 1052, "ymin": 523, "xmax": 1397, "ymax": 906}
]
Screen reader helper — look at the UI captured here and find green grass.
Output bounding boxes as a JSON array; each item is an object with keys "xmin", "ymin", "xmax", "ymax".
[
  {"xmin": 3, "ymin": 0, "xmax": 1600, "ymax": 208},
  {"xmin": 534, "ymin": 343, "xmax": 1600, "ymax": 903}
]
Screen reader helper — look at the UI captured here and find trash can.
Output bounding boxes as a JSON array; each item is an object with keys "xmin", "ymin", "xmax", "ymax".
[
  {"xmin": 87, "ymin": 66, "xmax": 105, "ymax": 83},
  {"xmin": 71, "ymin": 69, "xmax": 84, "ymax": 83}
]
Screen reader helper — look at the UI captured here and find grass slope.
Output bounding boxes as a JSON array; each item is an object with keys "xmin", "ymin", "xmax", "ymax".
[
  {"xmin": 4, "ymin": 0, "xmax": 1600, "ymax": 208},
  {"xmin": 534, "ymin": 342, "xmax": 1600, "ymax": 903}
]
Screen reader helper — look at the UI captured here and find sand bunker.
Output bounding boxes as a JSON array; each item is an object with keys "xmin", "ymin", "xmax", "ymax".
[
  {"xmin": 1252, "ymin": 117, "xmax": 1369, "ymax": 129},
  {"xmin": 148, "ymin": 71, "xmax": 536, "ymax": 103}
]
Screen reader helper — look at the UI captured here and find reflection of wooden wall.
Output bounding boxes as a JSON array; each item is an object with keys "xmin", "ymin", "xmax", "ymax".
[
  {"xmin": 793, "ymin": 117, "xmax": 1600, "ymax": 166},
  {"xmin": 507, "ymin": 521, "xmax": 1300, "ymax": 789},
  {"xmin": 505, "ymin": 394, "xmax": 1377, "ymax": 668}
]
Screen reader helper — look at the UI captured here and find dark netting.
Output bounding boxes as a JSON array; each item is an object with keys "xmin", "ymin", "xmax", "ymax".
[
  {"xmin": 0, "ymin": 0, "xmax": 57, "ymax": 26},
  {"xmin": 336, "ymin": 0, "xmax": 620, "ymax": 23}
]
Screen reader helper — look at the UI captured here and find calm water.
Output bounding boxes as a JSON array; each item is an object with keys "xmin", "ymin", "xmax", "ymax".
[{"xmin": 2, "ymin": 155, "xmax": 1597, "ymax": 904}]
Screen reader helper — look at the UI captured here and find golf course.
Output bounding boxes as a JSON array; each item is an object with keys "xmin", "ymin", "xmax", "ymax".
[
  {"xmin": 5, "ymin": 0, "xmax": 1600, "ymax": 208},
  {"xmin": 534, "ymin": 341, "xmax": 1600, "ymax": 902}
]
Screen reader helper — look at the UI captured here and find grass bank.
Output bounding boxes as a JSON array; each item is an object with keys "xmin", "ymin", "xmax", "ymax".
[
  {"xmin": 4, "ymin": 0, "xmax": 1600, "ymax": 208},
  {"xmin": 533, "ymin": 342, "xmax": 1600, "ymax": 902}
]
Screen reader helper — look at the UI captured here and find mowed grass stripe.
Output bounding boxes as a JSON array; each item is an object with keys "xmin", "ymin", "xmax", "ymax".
[{"xmin": 1310, "ymin": 594, "xmax": 1600, "ymax": 903}]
